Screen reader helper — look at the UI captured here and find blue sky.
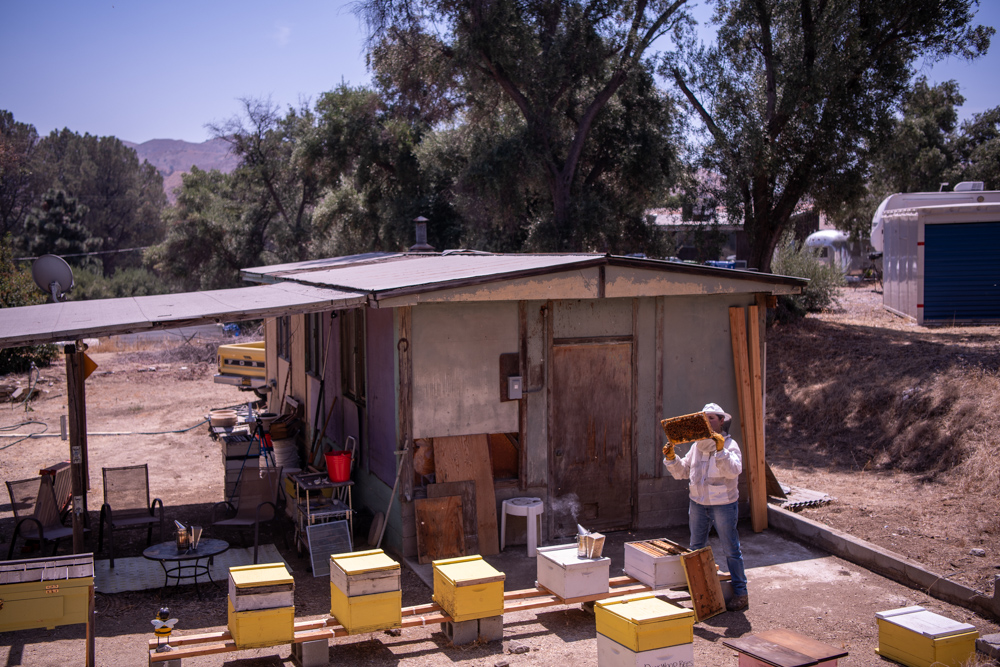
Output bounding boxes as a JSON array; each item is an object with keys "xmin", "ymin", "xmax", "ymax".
[{"xmin": 2, "ymin": 1, "xmax": 998, "ymax": 144}]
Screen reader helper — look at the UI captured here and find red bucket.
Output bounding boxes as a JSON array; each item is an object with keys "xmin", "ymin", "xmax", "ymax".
[{"xmin": 326, "ymin": 451, "xmax": 351, "ymax": 483}]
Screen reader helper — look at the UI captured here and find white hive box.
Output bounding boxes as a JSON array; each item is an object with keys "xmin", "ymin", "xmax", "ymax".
[
  {"xmin": 623, "ymin": 538, "xmax": 688, "ymax": 589},
  {"xmin": 330, "ymin": 549, "xmax": 401, "ymax": 596},
  {"xmin": 597, "ymin": 633, "xmax": 694, "ymax": 667},
  {"xmin": 536, "ymin": 543, "xmax": 610, "ymax": 599},
  {"xmin": 228, "ymin": 563, "xmax": 295, "ymax": 612}
]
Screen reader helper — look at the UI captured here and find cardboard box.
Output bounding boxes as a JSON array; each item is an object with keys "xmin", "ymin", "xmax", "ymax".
[
  {"xmin": 536, "ymin": 543, "xmax": 610, "ymax": 599},
  {"xmin": 0, "ymin": 554, "xmax": 94, "ymax": 632},
  {"xmin": 875, "ymin": 606, "xmax": 978, "ymax": 667},
  {"xmin": 623, "ymin": 539, "xmax": 688, "ymax": 589},
  {"xmin": 330, "ymin": 585, "xmax": 402, "ymax": 634},
  {"xmin": 330, "ymin": 549, "xmax": 400, "ymax": 597},
  {"xmin": 595, "ymin": 594, "xmax": 694, "ymax": 652},
  {"xmin": 432, "ymin": 555, "xmax": 505, "ymax": 623},
  {"xmin": 228, "ymin": 563, "xmax": 294, "ymax": 612},
  {"xmin": 227, "ymin": 599, "xmax": 294, "ymax": 648},
  {"xmin": 596, "ymin": 632, "xmax": 694, "ymax": 667}
]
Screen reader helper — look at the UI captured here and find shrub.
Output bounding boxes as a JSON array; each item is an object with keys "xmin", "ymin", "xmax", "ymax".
[{"xmin": 771, "ymin": 234, "xmax": 845, "ymax": 321}]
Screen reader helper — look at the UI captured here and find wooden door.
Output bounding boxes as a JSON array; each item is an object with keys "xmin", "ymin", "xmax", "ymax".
[{"xmin": 549, "ymin": 342, "xmax": 633, "ymax": 537}]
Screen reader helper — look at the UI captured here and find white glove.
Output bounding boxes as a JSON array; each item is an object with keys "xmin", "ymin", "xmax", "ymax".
[{"xmin": 696, "ymin": 439, "xmax": 717, "ymax": 455}]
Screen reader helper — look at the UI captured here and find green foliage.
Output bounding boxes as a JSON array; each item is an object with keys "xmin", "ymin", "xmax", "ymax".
[
  {"xmin": 22, "ymin": 189, "xmax": 98, "ymax": 263},
  {"xmin": 0, "ymin": 111, "xmax": 43, "ymax": 241},
  {"xmin": 668, "ymin": 0, "xmax": 993, "ymax": 271},
  {"xmin": 0, "ymin": 235, "xmax": 57, "ymax": 373},
  {"xmin": 771, "ymin": 235, "xmax": 845, "ymax": 319},
  {"xmin": 952, "ymin": 107, "xmax": 1000, "ymax": 188},
  {"xmin": 70, "ymin": 265, "xmax": 168, "ymax": 300}
]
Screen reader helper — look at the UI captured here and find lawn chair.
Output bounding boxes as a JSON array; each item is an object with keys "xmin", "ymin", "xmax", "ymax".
[
  {"xmin": 98, "ymin": 464, "xmax": 165, "ymax": 568},
  {"xmin": 210, "ymin": 466, "xmax": 286, "ymax": 564},
  {"xmin": 6, "ymin": 476, "xmax": 75, "ymax": 559}
]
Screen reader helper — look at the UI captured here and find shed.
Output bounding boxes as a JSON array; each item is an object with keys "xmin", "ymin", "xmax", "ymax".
[
  {"xmin": 881, "ymin": 203, "xmax": 1000, "ymax": 325},
  {"xmin": 239, "ymin": 252, "xmax": 805, "ymax": 558}
]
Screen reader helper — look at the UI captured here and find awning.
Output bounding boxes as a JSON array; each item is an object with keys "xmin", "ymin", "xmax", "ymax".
[{"xmin": 0, "ymin": 282, "xmax": 365, "ymax": 349}]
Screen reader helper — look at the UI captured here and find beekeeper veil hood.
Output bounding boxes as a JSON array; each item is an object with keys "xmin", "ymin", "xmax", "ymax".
[{"xmin": 701, "ymin": 403, "xmax": 732, "ymax": 422}]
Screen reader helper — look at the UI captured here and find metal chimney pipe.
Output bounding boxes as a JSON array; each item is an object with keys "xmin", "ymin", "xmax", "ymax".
[{"xmin": 409, "ymin": 216, "xmax": 435, "ymax": 251}]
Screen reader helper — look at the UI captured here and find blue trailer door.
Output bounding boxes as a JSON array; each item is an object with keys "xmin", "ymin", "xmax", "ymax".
[{"xmin": 924, "ymin": 221, "xmax": 1000, "ymax": 323}]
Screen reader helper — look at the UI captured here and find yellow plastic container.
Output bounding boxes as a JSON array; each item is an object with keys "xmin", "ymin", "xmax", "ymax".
[
  {"xmin": 432, "ymin": 555, "xmax": 505, "ymax": 623},
  {"xmin": 330, "ymin": 584, "xmax": 402, "ymax": 634},
  {"xmin": 227, "ymin": 599, "xmax": 294, "ymax": 649},
  {"xmin": 875, "ymin": 606, "xmax": 978, "ymax": 667},
  {"xmin": 595, "ymin": 594, "xmax": 694, "ymax": 652},
  {"xmin": 330, "ymin": 549, "xmax": 401, "ymax": 597}
]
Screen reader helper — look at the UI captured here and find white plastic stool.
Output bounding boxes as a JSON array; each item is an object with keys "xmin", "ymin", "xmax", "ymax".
[{"xmin": 500, "ymin": 497, "xmax": 544, "ymax": 557}]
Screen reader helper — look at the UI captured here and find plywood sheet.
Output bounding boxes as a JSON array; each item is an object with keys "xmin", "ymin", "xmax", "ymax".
[
  {"xmin": 432, "ymin": 434, "xmax": 500, "ymax": 555},
  {"xmin": 414, "ymin": 496, "xmax": 465, "ymax": 564},
  {"xmin": 427, "ymin": 481, "xmax": 479, "ymax": 555},
  {"xmin": 681, "ymin": 547, "xmax": 726, "ymax": 622}
]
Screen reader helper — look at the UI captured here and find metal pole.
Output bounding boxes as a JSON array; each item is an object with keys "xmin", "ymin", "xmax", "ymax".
[{"xmin": 65, "ymin": 344, "xmax": 88, "ymax": 553}]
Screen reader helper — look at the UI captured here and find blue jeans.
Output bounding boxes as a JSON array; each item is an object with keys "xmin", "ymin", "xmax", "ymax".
[{"xmin": 688, "ymin": 500, "xmax": 747, "ymax": 596}]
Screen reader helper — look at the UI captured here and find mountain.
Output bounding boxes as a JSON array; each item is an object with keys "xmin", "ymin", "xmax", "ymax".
[{"xmin": 123, "ymin": 138, "xmax": 240, "ymax": 204}]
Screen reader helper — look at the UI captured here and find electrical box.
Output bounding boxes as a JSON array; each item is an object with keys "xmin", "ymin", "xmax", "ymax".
[{"xmin": 507, "ymin": 376, "xmax": 523, "ymax": 399}]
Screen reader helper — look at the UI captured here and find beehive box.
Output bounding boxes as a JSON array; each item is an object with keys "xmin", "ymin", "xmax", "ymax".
[
  {"xmin": 432, "ymin": 555, "xmax": 505, "ymax": 623},
  {"xmin": 0, "ymin": 554, "xmax": 94, "ymax": 632},
  {"xmin": 596, "ymin": 594, "xmax": 694, "ymax": 652},
  {"xmin": 875, "ymin": 606, "xmax": 978, "ymax": 667},
  {"xmin": 227, "ymin": 599, "xmax": 294, "ymax": 649},
  {"xmin": 536, "ymin": 543, "xmax": 610, "ymax": 600},
  {"xmin": 228, "ymin": 562, "xmax": 294, "ymax": 612},
  {"xmin": 596, "ymin": 632, "xmax": 695, "ymax": 667},
  {"xmin": 330, "ymin": 549, "xmax": 401, "ymax": 596},
  {"xmin": 330, "ymin": 586, "xmax": 402, "ymax": 634},
  {"xmin": 623, "ymin": 538, "xmax": 689, "ymax": 589}
]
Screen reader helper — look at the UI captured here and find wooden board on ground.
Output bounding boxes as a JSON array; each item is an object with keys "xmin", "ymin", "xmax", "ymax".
[
  {"xmin": 431, "ymin": 434, "xmax": 500, "ymax": 555},
  {"xmin": 681, "ymin": 547, "xmax": 726, "ymax": 622},
  {"xmin": 427, "ymin": 480, "xmax": 479, "ymax": 555},
  {"xmin": 414, "ymin": 496, "xmax": 466, "ymax": 564}
]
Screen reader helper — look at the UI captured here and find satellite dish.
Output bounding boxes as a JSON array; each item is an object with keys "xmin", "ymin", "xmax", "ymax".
[{"xmin": 31, "ymin": 254, "xmax": 75, "ymax": 302}]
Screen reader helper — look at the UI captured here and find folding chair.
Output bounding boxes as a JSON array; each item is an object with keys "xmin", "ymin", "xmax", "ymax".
[
  {"xmin": 6, "ymin": 476, "xmax": 75, "ymax": 559},
  {"xmin": 98, "ymin": 464, "xmax": 165, "ymax": 568},
  {"xmin": 210, "ymin": 466, "xmax": 286, "ymax": 564}
]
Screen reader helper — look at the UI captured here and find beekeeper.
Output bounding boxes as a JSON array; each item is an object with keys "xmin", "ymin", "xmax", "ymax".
[{"xmin": 662, "ymin": 402, "xmax": 748, "ymax": 612}]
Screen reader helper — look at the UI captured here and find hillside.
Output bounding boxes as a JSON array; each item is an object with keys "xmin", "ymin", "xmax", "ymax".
[
  {"xmin": 123, "ymin": 137, "xmax": 239, "ymax": 203},
  {"xmin": 767, "ymin": 285, "xmax": 1000, "ymax": 596}
]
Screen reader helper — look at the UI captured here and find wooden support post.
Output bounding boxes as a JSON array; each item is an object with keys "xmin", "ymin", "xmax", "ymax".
[
  {"xmin": 87, "ymin": 583, "xmax": 96, "ymax": 667},
  {"xmin": 65, "ymin": 344, "xmax": 89, "ymax": 554}
]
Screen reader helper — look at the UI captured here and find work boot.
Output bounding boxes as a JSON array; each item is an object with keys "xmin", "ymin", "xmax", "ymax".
[{"xmin": 726, "ymin": 594, "xmax": 749, "ymax": 612}]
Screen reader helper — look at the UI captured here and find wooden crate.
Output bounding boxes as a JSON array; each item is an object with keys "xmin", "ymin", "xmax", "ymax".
[
  {"xmin": 596, "ymin": 632, "xmax": 694, "ymax": 667},
  {"xmin": 227, "ymin": 599, "xmax": 294, "ymax": 649},
  {"xmin": 228, "ymin": 563, "xmax": 294, "ymax": 612},
  {"xmin": 330, "ymin": 585, "xmax": 402, "ymax": 634},
  {"xmin": 875, "ymin": 606, "xmax": 978, "ymax": 667},
  {"xmin": 0, "ymin": 554, "xmax": 94, "ymax": 632},
  {"xmin": 432, "ymin": 555, "xmax": 505, "ymax": 623},
  {"xmin": 330, "ymin": 549, "xmax": 400, "ymax": 597},
  {"xmin": 536, "ymin": 543, "xmax": 610, "ymax": 599},
  {"xmin": 595, "ymin": 594, "xmax": 694, "ymax": 652},
  {"xmin": 623, "ymin": 539, "xmax": 688, "ymax": 589}
]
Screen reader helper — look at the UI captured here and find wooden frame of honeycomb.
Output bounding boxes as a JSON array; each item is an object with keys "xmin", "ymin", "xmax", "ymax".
[{"xmin": 660, "ymin": 412, "xmax": 712, "ymax": 445}]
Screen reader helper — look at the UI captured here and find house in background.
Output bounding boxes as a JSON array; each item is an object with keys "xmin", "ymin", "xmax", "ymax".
[{"xmin": 242, "ymin": 252, "xmax": 806, "ymax": 559}]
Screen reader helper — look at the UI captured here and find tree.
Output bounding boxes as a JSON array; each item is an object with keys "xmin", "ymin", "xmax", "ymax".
[
  {"xmin": 22, "ymin": 189, "xmax": 98, "ymax": 264},
  {"xmin": 0, "ymin": 111, "xmax": 44, "ymax": 241},
  {"xmin": 668, "ymin": 0, "xmax": 993, "ymax": 271},
  {"xmin": 358, "ymin": 0, "xmax": 690, "ymax": 251},
  {"xmin": 32, "ymin": 129, "xmax": 167, "ymax": 275},
  {"xmin": 0, "ymin": 234, "xmax": 58, "ymax": 373},
  {"xmin": 952, "ymin": 106, "xmax": 1000, "ymax": 188}
]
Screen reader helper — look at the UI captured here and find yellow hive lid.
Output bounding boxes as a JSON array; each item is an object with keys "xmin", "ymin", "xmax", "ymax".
[
  {"xmin": 331, "ymin": 549, "xmax": 399, "ymax": 574},
  {"xmin": 228, "ymin": 562, "xmax": 293, "ymax": 588},
  {"xmin": 433, "ymin": 555, "xmax": 505, "ymax": 585},
  {"xmin": 596, "ymin": 594, "xmax": 694, "ymax": 624}
]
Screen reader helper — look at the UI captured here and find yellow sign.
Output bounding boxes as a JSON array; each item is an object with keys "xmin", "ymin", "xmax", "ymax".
[{"xmin": 82, "ymin": 353, "xmax": 98, "ymax": 380}]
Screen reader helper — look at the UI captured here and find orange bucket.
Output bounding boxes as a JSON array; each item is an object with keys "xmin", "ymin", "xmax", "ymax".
[{"xmin": 325, "ymin": 451, "xmax": 351, "ymax": 483}]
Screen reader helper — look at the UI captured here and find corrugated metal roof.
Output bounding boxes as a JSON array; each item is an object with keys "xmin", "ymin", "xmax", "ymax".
[
  {"xmin": 0, "ymin": 282, "xmax": 364, "ymax": 349},
  {"xmin": 242, "ymin": 252, "xmax": 806, "ymax": 296}
]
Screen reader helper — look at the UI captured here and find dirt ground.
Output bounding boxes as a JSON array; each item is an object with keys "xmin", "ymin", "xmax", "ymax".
[{"xmin": 2, "ymin": 288, "xmax": 1000, "ymax": 666}]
